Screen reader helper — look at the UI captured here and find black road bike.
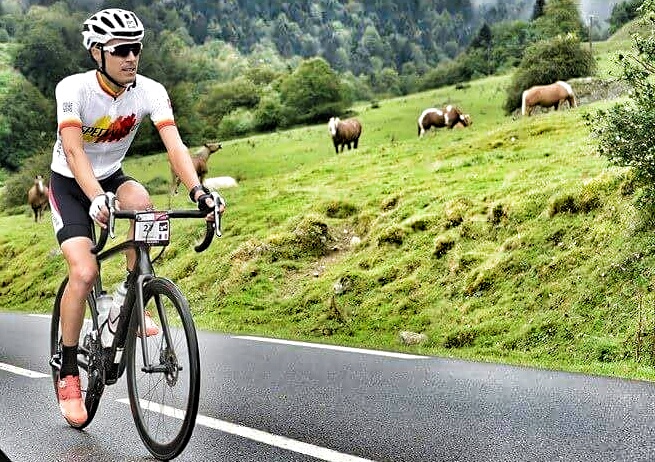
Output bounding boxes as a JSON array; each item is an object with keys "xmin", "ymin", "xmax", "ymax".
[{"xmin": 49, "ymin": 194, "xmax": 222, "ymax": 460}]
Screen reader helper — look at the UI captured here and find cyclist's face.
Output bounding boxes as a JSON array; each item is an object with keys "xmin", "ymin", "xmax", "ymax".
[{"xmin": 94, "ymin": 39, "xmax": 141, "ymax": 86}]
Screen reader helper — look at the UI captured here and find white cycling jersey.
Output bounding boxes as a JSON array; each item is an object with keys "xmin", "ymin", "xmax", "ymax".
[{"xmin": 51, "ymin": 70, "xmax": 175, "ymax": 179}]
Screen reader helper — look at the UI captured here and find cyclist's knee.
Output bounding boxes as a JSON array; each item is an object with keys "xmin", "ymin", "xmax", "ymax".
[
  {"xmin": 117, "ymin": 181, "xmax": 151, "ymax": 210},
  {"xmin": 70, "ymin": 263, "xmax": 98, "ymax": 288}
]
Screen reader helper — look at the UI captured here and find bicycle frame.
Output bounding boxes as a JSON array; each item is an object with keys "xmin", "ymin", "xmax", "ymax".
[
  {"xmin": 90, "ymin": 205, "xmax": 221, "ymax": 384},
  {"xmin": 50, "ymin": 195, "xmax": 223, "ymax": 457},
  {"xmin": 91, "ymin": 238, "xmax": 152, "ymax": 383}
]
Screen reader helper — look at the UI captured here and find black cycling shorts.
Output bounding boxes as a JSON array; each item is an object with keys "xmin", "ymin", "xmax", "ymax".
[{"xmin": 49, "ymin": 169, "xmax": 137, "ymax": 245}]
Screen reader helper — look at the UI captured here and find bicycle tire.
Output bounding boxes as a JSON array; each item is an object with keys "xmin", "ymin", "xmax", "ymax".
[
  {"xmin": 50, "ymin": 277, "xmax": 105, "ymax": 429},
  {"xmin": 125, "ymin": 277, "xmax": 200, "ymax": 460}
]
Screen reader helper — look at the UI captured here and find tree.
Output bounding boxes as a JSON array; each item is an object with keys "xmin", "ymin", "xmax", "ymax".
[
  {"xmin": 468, "ymin": 23, "xmax": 492, "ymax": 51},
  {"xmin": 278, "ymin": 58, "xmax": 351, "ymax": 124},
  {"xmin": 467, "ymin": 22, "xmax": 492, "ymax": 74},
  {"xmin": 587, "ymin": 0, "xmax": 655, "ymax": 207},
  {"xmin": 491, "ymin": 20, "xmax": 537, "ymax": 71},
  {"xmin": 531, "ymin": 0, "xmax": 546, "ymax": 20},
  {"xmin": 13, "ymin": 6, "xmax": 88, "ymax": 98},
  {"xmin": 608, "ymin": 0, "xmax": 645, "ymax": 34},
  {"xmin": 189, "ymin": 12, "xmax": 208, "ymax": 44},
  {"xmin": 0, "ymin": 79, "xmax": 55, "ymax": 171},
  {"xmin": 196, "ymin": 77, "xmax": 261, "ymax": 126},
  {"xmin": 533, "ymin": 0, "xmax": 586, "ymax": 40}
]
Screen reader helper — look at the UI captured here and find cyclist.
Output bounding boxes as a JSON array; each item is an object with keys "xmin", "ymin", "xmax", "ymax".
[{"xmin": 48, "ymin": 8, "xmax": 224, "ymax": 426}]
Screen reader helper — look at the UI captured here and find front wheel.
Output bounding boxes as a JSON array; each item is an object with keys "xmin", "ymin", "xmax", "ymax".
[
  {"xmin": 50, "ymin": 277, "xmax": 105, "ymax": 429},
  {"xmin": 126, "ymin": 277, "xmax": 200, "ymax": 460}
]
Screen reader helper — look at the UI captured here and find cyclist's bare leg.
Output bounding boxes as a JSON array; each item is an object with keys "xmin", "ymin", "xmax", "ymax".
[
  {"xmin": 60, "ymin": 236, "xmax": 98, "ymax": 347},
  {"xmin": 116, "ymin": 180, "xmax": 152, "ymax": 271}
]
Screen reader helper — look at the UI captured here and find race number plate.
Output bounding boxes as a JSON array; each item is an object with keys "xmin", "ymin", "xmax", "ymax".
[{"xmin": 134, "ymin": 212, "xmax": 170, "ymax": 245}]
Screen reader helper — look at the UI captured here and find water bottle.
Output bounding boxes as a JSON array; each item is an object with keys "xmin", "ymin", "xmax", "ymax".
[
  {"xmin": 101, "ymin": 281, "xmax": 127, "ymax": 348},
  {"xmin": 95, "ymin": 292, "xmax": 113, "ymax": 327}
]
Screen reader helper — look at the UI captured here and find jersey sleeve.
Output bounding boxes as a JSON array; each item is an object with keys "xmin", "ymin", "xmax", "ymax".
[
  {"xmin": 55, "ymin": 76, "xmax": 83, "ymax": 132},
  {"xmin": 147, "ymin": 80, "xmax": 176, "ymax": 130}
]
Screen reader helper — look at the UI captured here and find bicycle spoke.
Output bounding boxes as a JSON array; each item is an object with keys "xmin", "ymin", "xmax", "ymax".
[{"xmin": 126, "ymin": 278, "xmax": 199, "ymax": 460}]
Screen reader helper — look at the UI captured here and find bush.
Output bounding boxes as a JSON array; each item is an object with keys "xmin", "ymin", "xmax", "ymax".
[
  {"xmin": 218, "ymin": 109, "xmax": 255, "ymax": 139},
  {"xmin": 253, "ymin": 92, "xmax": 286, "ymax": 131},
  {"xmin": 278, "ymin": 58, "xmax": 351, "ymax": 125},
  {"xmin": 504, "ymin": 34, "xmax": 595, "ymax": 114},
  {"xmin": 587, "ymin": 0, "xmax": 655, "ymax": 208}
]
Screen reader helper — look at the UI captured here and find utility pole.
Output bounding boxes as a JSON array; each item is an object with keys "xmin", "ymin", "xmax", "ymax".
[{"xmin": 588, "ymin": 14, "xmax": 597, "ymax": 55}]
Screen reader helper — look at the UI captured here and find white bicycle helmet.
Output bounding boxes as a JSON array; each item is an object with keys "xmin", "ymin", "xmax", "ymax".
[{"xmin": 82, "ymin": 8, "xmax": 144, "ymax": 50}]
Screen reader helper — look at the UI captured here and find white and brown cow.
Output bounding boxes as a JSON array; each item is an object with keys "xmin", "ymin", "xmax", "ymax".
[{"xmin": 417, "ymin": 105, "xmax": 471, "ymax": 137}]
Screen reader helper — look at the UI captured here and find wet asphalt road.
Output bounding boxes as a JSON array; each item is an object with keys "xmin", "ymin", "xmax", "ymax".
[{"xmin": 2, "ymin": 311, "xmax": 655, "ymax": 461}]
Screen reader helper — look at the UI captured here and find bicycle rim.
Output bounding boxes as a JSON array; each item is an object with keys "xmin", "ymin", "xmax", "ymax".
[
  {"xmin": 126, "ymin": 277, "xmax": 200, "ymax": 460},
  {"xmin": 50, "ymin": 277, "xmax": 104, "ymax": 429}
]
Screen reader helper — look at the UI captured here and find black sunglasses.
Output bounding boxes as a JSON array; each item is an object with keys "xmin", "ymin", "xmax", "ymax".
[{"xmin": 102, "ymin": 42, "xmax": 142, "ymax": 58}]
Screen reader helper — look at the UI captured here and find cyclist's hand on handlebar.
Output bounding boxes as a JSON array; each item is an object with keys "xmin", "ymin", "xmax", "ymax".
[
  {"xmin": 191, "ymin": 185, "xmax": 226, "ymax": 220},
  {"xmin": 197, "ymin": 191, "xmax": 226, "ymax": 219},
  {"xmin": 88, "ymin": 192, "xmax": 118, "ymax": 228}
]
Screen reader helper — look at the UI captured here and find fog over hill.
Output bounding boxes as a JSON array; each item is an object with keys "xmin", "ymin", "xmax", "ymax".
[
  {"xmin": 472, "ymin": 0, "xmax": 622, "ymax": 27},
  {"xmin": 580, "ymin": 0, "xmax": 621, "ymax": 24}
]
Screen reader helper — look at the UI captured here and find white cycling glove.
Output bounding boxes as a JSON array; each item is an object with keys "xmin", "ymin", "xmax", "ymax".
[{"xmin": 88, "ymin": 192, "xmax": 116, "ymax": 223}]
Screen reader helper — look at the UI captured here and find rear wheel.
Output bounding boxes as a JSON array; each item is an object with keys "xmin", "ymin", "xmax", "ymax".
[
  {"xmin": 126, "ymin": 277, "xmax": 200, "ymax": 460},
  {"xmin": 50, "ymin": 277, "xmax": 105, "ymax": 429}
]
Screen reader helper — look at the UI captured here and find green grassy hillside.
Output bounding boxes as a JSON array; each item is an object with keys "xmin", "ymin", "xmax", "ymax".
[{"xmin": 4, "ymin": 23, "xmax": 655, "ymax": 380}]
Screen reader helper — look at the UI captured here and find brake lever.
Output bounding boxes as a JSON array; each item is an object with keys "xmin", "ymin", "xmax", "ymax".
[
  {"xmin": 107, "ymin": 194, "xmax": 116, "ymax": 239},
  {"xmin": 210, "ymin": 192, "xmax": 223, "ymax": 238}
]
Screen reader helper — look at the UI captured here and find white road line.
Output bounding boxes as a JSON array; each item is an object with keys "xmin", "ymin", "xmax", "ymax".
[
  {"xmin": 0, "ymin": 362, "xmax": 49, "ymax": 378},
  {"xmin": 28, "ymin": 315, "xmax": 426, "ymax": 359},
  {"xmin": 28, "ymin": 314, "xmax": 51, "ymax": 319},
  {"xmin": 116, "ymin": 398, "xmax": 375, "ymax": 462},
  {"xmin": 234, "ymin": 335, "xmax": 427, "ymax": 359}
]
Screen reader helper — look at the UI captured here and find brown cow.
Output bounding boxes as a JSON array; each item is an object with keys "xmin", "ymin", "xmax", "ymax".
[
  {"xmin": 328, "ymin": 117, "xmax": 362, "ymax": 153},
  {"xmin": 170, "ymin": 142, "xmax": 222, "ymax": 195},
  {"xmin": 417, "ymin": 105, "xmax": 471, "ymax": 137},
  {"xmin": 27, "ymin": 174, "xmax": 49, "ymax": 222},
  {"xmin": 521, "ymin": 81, "xmax": 577, "ymax": 116}
]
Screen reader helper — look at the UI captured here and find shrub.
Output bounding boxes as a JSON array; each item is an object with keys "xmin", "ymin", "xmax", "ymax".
[
  {"xmin": 586, "ymin": 1, "xmax": 655, "ymax": 209},
  {"xmin": 253, "ymin": 92, "xmax": 286, "ymax": 131},
  {"xmin": 504, "ymin": 34, "xmax": 595, "ymax": 114},
  {"xmin": 218, "ymin": 109, "xmax": 255, "ymax": 139}
]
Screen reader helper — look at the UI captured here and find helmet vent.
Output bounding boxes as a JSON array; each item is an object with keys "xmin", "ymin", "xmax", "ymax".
[{"xmin": 112, "ymin": 13, "xmax": 126, "ymax": 28}]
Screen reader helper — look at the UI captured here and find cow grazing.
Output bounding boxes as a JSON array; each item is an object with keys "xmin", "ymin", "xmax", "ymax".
[
  {"xmin": 171, "ymin": 142, "xmax": 222, "ymax": 195},
  {"xmin": 521, "ymin": 81, "xmax": 577, "ymax": 117},
  {"xmin": 417, "ymin": 105, "xmax": 471, "ymax": 137},
  {"xmin": 27, "ymin": 174, "xmax": 49, "ymax": 222},
  {"xmin": 328, "ymin": 117, "xmax": 362, "ymax": 154}
]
